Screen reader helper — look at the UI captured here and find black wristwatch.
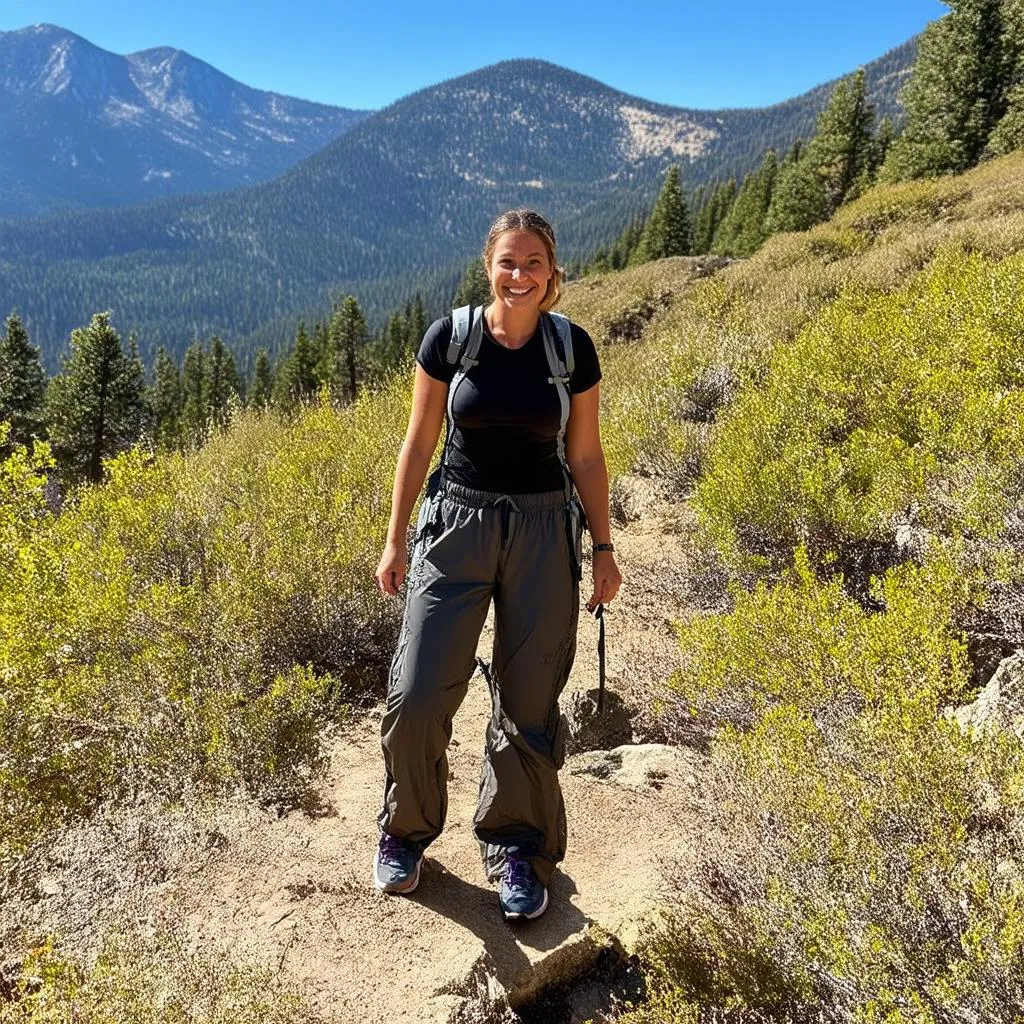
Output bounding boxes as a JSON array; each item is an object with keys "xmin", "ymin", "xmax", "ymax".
[{"xmin": 592, "ymin": 543, "xmax": 615, "ymax": 553}]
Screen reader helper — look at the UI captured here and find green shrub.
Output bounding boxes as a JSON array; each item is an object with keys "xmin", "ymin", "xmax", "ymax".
[
  {"xmin": 1, "ymin": 381, "xmax": 410, "ymax": 864},
  {"xmin": 1, "ymin": 934, "xmax": 325, "ymax": 1023},
  {"xmin": 660, "ymin": 546, "xmax": 1024, "ymax": 1021},
  {"xmin": 696, "ymin": 250, "xmax": 1024, "ymax": 575}
]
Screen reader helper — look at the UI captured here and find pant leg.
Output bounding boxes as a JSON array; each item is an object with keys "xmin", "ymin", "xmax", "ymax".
[
  {"xmin": 474, "ymin": 496, "xmax": 581, "ymax": 885},
  {"xmin": 379, "ymin": 491, "xmax": 499, "ymax": 848}
]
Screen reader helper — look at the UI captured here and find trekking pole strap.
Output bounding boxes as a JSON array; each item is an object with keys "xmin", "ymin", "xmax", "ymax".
[{"xmin": 594, "ymin": 603, "xmax": 606, "ymax": 713}]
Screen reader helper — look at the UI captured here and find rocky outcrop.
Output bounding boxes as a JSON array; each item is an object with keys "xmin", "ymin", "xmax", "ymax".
[{"xmin": 952, "ymin": 651, "xmax": 1024, "ymax": 741}]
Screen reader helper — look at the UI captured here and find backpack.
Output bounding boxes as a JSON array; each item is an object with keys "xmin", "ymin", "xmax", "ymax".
[{"xmin": 442, "ymin": 305, "xmax": 576, "ymax": 501}]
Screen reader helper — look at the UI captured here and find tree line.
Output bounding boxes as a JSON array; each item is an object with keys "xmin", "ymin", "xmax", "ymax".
[
  {"xmin": 0, "ymin": 292, "xmax": 427, "ymax": 484},
  {"xmin": 577, "ymin": 0, "xmax": 1023, "ymax": 271}
]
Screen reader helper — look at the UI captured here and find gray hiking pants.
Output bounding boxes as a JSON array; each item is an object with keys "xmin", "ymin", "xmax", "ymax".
[{"xmin": 378, "ymin": 476, "xmax": 584, "ymax": 886}]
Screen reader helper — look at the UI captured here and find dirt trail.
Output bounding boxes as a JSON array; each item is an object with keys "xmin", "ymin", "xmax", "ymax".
[{"xmin": 8, "ymin": 486, "xmax": 708, "ymax": 1023}]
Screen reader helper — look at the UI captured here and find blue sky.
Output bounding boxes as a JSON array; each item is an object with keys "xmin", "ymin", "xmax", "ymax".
[{"xmin": 1, "ymin": 0, "xmax": 946, "ymax": 111}]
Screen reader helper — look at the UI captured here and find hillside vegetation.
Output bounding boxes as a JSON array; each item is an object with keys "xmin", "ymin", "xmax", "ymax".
[{"xmin": 4, "ymin": 153, "xmax": 1024, "ymax": 1019}]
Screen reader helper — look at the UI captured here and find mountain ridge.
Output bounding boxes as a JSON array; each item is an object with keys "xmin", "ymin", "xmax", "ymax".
[
  {"xmin": 0, "ymin": 33, "xmax": 916, "ymax": 368},
  {"xmin": 0, "ymin": 22, "xmax": 372, "ymax": 216}
]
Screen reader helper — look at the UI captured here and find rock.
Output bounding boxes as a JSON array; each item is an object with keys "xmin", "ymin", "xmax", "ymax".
[
  {"xmin": 568, "ymin": 744, "xmax": 687, "ymax": 790},
  {"xmin": 563, "ymin": 689, "xmax": 632, "ymax": 755},
  {"xmin": 610, "ymin": 475, "xmax": 661, "ymax": 525},
  {"xmin": 952, "ymin": 651, "xmax": 1024, "ymax": 741}
]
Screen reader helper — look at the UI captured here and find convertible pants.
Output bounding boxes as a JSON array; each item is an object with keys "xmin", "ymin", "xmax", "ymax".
[{"xmin": 378, "ymin": 478, "xmax": 583, "ymax": 886}]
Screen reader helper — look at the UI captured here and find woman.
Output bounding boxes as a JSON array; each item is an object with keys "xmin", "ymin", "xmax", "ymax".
[{"xmin": 373, "ymin": 208, "xmax": 621, "ymax": 922}]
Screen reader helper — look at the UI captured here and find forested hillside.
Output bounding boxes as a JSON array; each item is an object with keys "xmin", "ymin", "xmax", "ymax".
[{"xmin": 0, "ymin": 42, "xmax": 913, "ymax": 370}]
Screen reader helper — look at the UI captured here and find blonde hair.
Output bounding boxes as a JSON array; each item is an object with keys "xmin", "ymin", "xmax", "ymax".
[{"xmin": 482, "ymin": 209, "xmax": 564, "ymax": 312}]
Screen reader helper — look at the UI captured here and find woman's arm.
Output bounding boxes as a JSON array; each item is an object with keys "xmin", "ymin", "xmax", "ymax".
[
  {"xmin": 375, "ymin": 365, "xmax": 448, "ymax": 595},
  {"xmin": 565, "ymin": 383, "xmax": 622, "ymax": 610}
]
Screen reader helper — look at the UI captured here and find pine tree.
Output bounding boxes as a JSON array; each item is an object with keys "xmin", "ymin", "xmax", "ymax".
[
  {"xmin": 694, "ymin": 179, "xmax": 736, "ymax": 254},
  {"xmin": 766, "ymin": 140, "xmax": 826, "ymax": 234},
  {"xmin": 205, "ymin": 335, "xmax": 241, "ymax": 429},
  {"xmin": 766, "ymin": 71, "xmax": 875, "ymax": 235},
  {"xmin": 634, "ymin": 165, "xmax": 692, "ymax": 263},
  {"xmin": 148, "ymin": 345, "xmax": 182, "ymax": 450},
  {"xmin": 713, "ymin": 150, "xmax": 778, "ymax": 257},
  {"xmin": 872, "ymin": 117, "xmax": 896, "ymax": 175},
  {"xmin": 0, "ymin": 312, "xmax": 47, "ymax": 453},
  {"xmin": 453, "ymin": 260, "xmax": 492, "ymax": 307},
  {"xmin": 274, "ymin": 321, "xmax": 321, "ymax": 411},
  {"xmin": 989, "ymin": 0, "xmax": 1024, "ymax": 154},
  {"xmin": 249, "ymin": 349, "xmax": 274, "ymax": 410},
  {"xmin": 810, "ymin": 68, "xmax": 876, "ymax": 210},
  {"xmin": 326, "ymin": 296, "xmax": 366, "ymax": 404},
  {"xmin": 407, "ymin": 294, "xmax": 427, "ymax": 360},
  {"xmin": 180, "ymin": 341, "xmax": 208, "ymax": 442},
  {"xmin": 883, "ymin": 0, "xmax": 1009, "ymax": 179},
  {"xmin": 44, "ymin": 311, "xmax": 145, "ymax": 482}
]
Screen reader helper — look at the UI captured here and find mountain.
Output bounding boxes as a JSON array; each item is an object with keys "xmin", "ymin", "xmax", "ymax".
[
  {"xmin": 0, "ymin": 23, "xmax": 371, "ymax": 217},
  {"xmin": 0, "ymin": 41, "xmax": 916, "ymax": 370}
]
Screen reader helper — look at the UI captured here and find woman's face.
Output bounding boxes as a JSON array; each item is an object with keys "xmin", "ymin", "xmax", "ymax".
[{"xmin": 487, "ymin": 230, "xmax": 552, "ymax": 311}]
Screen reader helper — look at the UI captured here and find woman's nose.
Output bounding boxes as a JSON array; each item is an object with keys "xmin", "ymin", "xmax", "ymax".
[{"xmin": 511, "ymin": 267, "xmax": 522, "ymax": 279}]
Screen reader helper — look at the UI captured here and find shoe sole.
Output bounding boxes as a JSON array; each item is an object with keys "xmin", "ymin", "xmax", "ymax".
[
  {"xmin": 501, "ymin": 886, "xmax": 549, "ymax": 922},
  {"xmin": 373, "ymin": 852, "xmax": 422, "ymax": 894}
]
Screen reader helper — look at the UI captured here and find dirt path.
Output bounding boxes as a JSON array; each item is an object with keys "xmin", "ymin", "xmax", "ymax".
[{"xmin": 6, "ymin": 485, "xmax": 709, "ymax": 1023}]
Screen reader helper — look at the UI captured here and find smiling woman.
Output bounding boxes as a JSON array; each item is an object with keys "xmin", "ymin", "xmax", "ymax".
[{"xmin": 371, "ymin": 207, "xmax": 621, "ymax": 924}]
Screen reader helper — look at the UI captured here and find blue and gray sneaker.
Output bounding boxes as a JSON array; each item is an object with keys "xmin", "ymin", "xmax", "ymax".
[
  {"xmin": 373, "ymin": 833, "xmax": 423, "ymax": 894},
  {"xmin": 498, "ymin": 852, "xmax": 548, "ymax": 921}
]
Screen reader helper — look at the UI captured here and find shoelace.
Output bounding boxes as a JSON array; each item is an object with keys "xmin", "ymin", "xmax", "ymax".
[
  {"xmin": 505, "ymin": 855, "xmax": 533, "ymax": 889},
  {"xmin": 379, "ymin": 834, "xmax": 407, "ymax": 863}
]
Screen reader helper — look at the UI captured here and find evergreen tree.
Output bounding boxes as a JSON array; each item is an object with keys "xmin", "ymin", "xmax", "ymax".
[
  {"xmin": 148, "ymin": 345, "xmax": 182, "ymax": 450},
  {"xmin": 407, "ymin": 294, "xmax": 427, "ymax": 359},
  {"xmin": 249, "ymin": 349, "xmax": 274, "ymax": 410},
  {"xmin": 275, "ymin": 321, "xmax": 321, "ymax": 410},
  {"xmin": 634, "ymin": 165, "xmax": 692, "ymax": 263},
  {"xmin": 180, "ymin": 341, "xmax": 208, "ymax": 442},
  {"xmin": 713, "ymin": 150, "xmax": 778, "ymax": 257},
  {"xmin": 0, "ymin": 312, "xmax": 47, "ymax": 453},
  {"xmin": 205, "ymin": 335, "xmax": 241, "ymax": 429},
  {"xmin": 871, "ymin": 116, "xmax": 897, "ymax": 175},
  {"xmin": 610, "ymin": 215, "xmax": 646, "ymax": 268},
  {"xmin": 694, "ymin": 179, "xmax": 736, "ymax": 254},
  {"xmin": 989, "ymin": 0, "xmax": 1024, "ymax": 154},
  {"xmin": 988, "ymin": 83, "xmax": 1024, "ymax": 152},
  {"xmin": 767, "ymin": 71, "xmax": 875, "ymax": 234},
  {"xmin": 766, "ymin": 141, "xmax": 827, "ymax": 234},
  {"xmin": 453, "ymin": 259, "xmax": 492, "ymax": 307},
  {"xmin": 44, "ymin": 311, "xmax": 145, "ymax": 482},
  {"xmin": 326, "ymin": 296, "xmax": 366, "ymax": 404},
  {"xmin": 883, "ymin": 0, "xmax": 1009, "ymax": 179}
]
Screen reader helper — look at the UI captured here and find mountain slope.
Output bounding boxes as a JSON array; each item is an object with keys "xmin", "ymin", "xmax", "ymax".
[
  {"xmin": 0, "ymin": 24, "xmax": 371, "ymax": 217},
  {"xmin": 0, "ymin": 42, "xmax": 915, "ymax": 368}
]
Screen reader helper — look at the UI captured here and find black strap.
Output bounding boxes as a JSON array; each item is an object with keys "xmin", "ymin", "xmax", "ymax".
[{"xmin": 594, "ymin": 603, "xmax": 606, "ymax": 713}]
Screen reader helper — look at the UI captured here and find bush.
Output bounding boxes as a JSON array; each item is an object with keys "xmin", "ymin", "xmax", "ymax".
[
  {"xmin": 1, "ymin": 934, "xmax": 325, "ymax": 1023},
  {"xmin": 657, "ymin": 546, "xmax": 1024, "ymax": 1021},
  {"xmin": 696, "ymin": 249, "xmax": 1024, "ymax": 576},
  {"xmin": 1, "ymin": 381, "xmax": 410, "ymax": 864}
]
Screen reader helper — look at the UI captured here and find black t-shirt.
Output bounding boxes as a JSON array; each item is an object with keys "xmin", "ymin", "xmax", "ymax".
[{"xmin": 417, "ymin": 313, "xmax": 602, "ymax": 493}]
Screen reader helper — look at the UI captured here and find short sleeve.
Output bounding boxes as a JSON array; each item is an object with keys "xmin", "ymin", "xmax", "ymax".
[
  {"xmin": 568, "ymin": 322, "xmax": 602, "ymax": 394},
  {"xmin": 416, "ymin": 316, "xmax": 457, "ymax": 384}
]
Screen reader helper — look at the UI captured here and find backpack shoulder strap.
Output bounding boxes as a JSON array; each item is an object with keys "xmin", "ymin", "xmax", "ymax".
[
  {"xmin": 446, "ymin": 305, "xmax": 484, "ymax": 369},
  {"xmin": 545, "ymin": 311, "xmax": 575, "ymax": 378}
]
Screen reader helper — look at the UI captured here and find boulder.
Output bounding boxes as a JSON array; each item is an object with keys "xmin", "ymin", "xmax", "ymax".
[{"xmin": 952, "ymin": 651, "xmax": 1024, "ymax": 741}]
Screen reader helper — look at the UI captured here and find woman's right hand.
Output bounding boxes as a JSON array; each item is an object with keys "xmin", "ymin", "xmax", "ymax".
[{"xmin": 375, "ymin": 538, "xmax": 408, "ymax": 596}]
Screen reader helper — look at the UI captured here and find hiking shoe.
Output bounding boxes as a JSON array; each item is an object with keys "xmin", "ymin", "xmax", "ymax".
[
  {"xmin": 498, "ymin": 852, "xmax": 548, "ymax": 921},
  {"xmin": 373, "ymin": 833, "xmax": 423, "ymax": 894}
]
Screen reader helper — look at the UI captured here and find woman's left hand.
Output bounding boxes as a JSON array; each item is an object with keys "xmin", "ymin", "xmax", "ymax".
[{"xmin": 586, "ymin": 550, "xmax": 622, "ymax": 613}]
